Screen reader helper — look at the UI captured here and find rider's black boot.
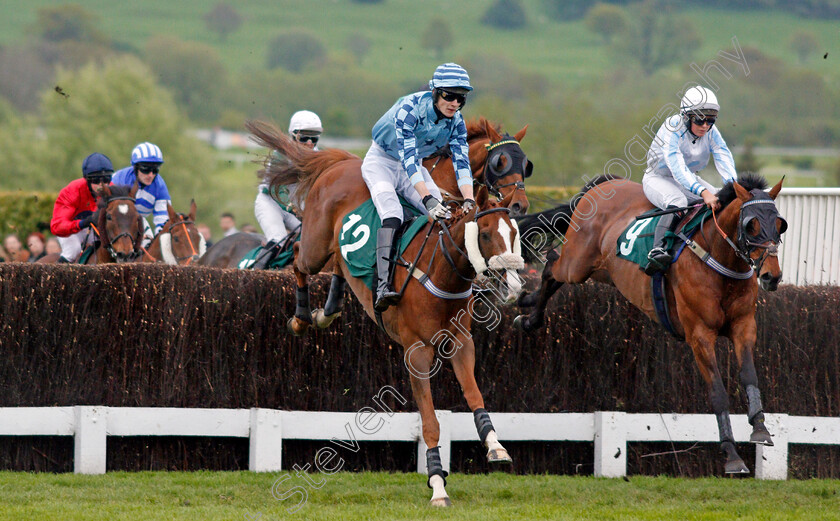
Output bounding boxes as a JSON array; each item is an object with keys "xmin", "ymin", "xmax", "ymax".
[
  {"xmin": 374, "ymin": 224, "xmax": 400, "ymax": 312},
  {"xmin": 252, "ymin": 240, "xmax": 279, "ymax": 270},
  {"xmin": 645, "ymin": 210, "xmax": 680, "ymax": 275}
]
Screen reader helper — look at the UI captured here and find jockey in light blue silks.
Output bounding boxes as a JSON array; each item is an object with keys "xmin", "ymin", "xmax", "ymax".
[
  {"xmin": 363, "ymin": 62, "xmax": 476, "ymax": 311},
  {"xmin": 642, "ymin": 85, "xmax": 738, "ymax": 273},
  {"xmin": 251, "ymin": 110, "xmax": 321, "ymax": 269},
  {"xmin": 111, "ymin": 142, "xmax": 172, "ymax": 247}
]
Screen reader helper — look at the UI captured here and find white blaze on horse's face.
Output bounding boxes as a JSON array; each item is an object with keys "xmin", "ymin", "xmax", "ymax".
[
  {"xmin": 464, "ymin": 216, "xmax": 525, "ymax": 304},
  {"xmin": 118, "ymin": 204, "xmax": 129, "ymax": 215}
]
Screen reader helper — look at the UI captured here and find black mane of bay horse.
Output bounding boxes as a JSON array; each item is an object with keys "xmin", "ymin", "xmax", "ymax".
[{"xmin": 513, "ymin": 172, "xmax": 787, "ymax": 474}]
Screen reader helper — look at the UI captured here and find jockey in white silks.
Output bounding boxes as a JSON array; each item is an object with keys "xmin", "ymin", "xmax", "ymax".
[
  {"xmin": 642, "ymin": 85, "xmax": 737, "ymax": 273},
  {"xmin": 252, "ymin": 110, "xmax": 321, "ymax": 270}
]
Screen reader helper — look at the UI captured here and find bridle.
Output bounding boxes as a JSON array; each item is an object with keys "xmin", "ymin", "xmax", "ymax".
[
  {"xmin": 435, "ymin": 207, "xmax": 514, "ymax": 282},
  {"xmin": 94, "ymin": 196, "xmax": 144, "ymax": 262},
  {"xmin": 150, "ymin": 215, "xmax": 201, "ymax": 265},
  {"xmin": 706, "ymin": 194, "xmax": 786, "ymax": 273},
  {"xmin": 482, "ymin": 136, "xmax": 532, "ymax": 200}
]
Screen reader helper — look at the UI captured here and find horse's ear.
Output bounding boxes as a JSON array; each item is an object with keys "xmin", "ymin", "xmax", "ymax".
[
  {"xmin": 514, "ymin": 124, "xmax": 528, "ymax": 143},
  {"xmin": 484, "ymin": 118, "xmax": 501, "ymax": 142},
  {"xmin": 166, "ymin": 203, "xmax": 177, "ymax": 222},
  {"xmin": 768, "ymin": 176, "xmax": 784, "ymax": 200},
  {"xmin": 189, "ymin": 199, "xmax": 197, "ymax": 221},
  {"xmin": 476, "ymin": 185, "xmax": 488, "ymax": 208},
  {"xmin": 130, "ymin": 180, "xmax": 139, "ymax": 198},
  {"xmin": 733, "ymin": 181, "xmax": 751, "ymax": 202},
  {"xmin": 100, "ymin": 185, "xmax": 111, "ymax": 199}
]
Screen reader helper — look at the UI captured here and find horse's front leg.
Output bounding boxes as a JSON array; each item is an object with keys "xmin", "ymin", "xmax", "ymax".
[
  {"xmin": 687, "ymin": 326, "xmax": 749, "ymax": 474},
  {"xmin": 404, "ymin": 337, "xmax": 450, "ymax": 507},
  {"xmin": 729, "ymin": 315, "xmax": 773, "ymax": 446},
  {"xmin": 449, "ymin": 332, "xmax": 512, "ymax": 464},
  {"xmin": 514, "ymin": 249, "xmax": 563, "ymax": 332},
  {"xmin": 287, "ymin": 245, "xmax": 313, "ymax": 336},
  {"xmin": 311, "ymin": 273, "xmax": 346, "ymax": 329}
]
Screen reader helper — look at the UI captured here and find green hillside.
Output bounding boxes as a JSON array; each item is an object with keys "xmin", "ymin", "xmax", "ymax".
[{"xmin": 1, "ymin": 1, "xmax": 838, "ymax": 87}]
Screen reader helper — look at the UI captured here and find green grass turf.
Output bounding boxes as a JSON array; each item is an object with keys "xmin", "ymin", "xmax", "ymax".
[{"xmin": 1, "ymin": 471, "xmax": 838, "ymax": 520}]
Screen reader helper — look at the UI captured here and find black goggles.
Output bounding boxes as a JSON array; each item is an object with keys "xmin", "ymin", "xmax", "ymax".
[
  {"xmin": 295, "ymin": 134, "xmax": 319, "ymax": 144},
  {"xmin": 87, "ymin": 173, "xmax": 112, "ymax": 184},
  {"xmin": 438, "ymin": 90, "xmax": 467, "ymax": 106},
  {"xmin": 137, "ymin": 164, "xmax": 160, "ymax": 174},
  {"xmin": 692, "ymin": 116, "xmax": 716, "ymax": 127}
]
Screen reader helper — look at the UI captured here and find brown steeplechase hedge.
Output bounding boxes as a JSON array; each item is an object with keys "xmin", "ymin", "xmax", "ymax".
[{"xmin": 0, "ymin": 264, "xmax": 837, "ymax": 477}]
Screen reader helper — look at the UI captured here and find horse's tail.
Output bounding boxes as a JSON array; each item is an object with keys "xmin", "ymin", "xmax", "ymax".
[{"xmin": 245, "ymin": 119, "xmax": 359, "ymax": 207}]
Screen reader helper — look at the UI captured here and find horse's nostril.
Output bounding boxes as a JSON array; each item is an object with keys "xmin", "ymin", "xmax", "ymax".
[{"xmin": 760, "ymin": 272, "xmax": 773, "ymax": 281}]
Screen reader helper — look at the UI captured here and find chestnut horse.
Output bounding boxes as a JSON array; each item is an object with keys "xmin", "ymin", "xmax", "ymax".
[
  {"xmin": 138, "ymin": 201, "xmax": 205, "ymax": 265},
  {"xmin": 425, "ymin": 117, "xmax": 531, "ymax": 215},
  {"xmin": 38, "ymin": 184, "xmax": 144, "ymax": 264},
  {"xmin": 514, "ymin": 174, "xmax": 787, "ymax": 474},
  {"xmin": 247, "ymin": 120, "xmax": 524, "ymax": 506}
]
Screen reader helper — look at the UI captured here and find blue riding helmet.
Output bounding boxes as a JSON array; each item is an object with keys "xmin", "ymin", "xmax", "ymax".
[
  {"xmin": 428, "ymin": 63, "xmax": 473, "ymax": 92},
  {"xmin": 131, "ymin": 142, "xmax": 164, "ymax": 165},
  {"xmin": 82, "ymin": 152, "xmax": 114, "ymax": 177}
]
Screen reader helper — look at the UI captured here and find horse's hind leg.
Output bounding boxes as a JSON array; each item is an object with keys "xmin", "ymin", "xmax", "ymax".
[
  {"xmin": 287, "ymin": 245, "xmax": 313, "ymax": 336},
  {"xmin": 730, "ymin": 316, "xmax": 773, "ymax": 446},
  {"xmin": 449, "ymin": 332, "xmax": 512, "ymax": 464},
  {"xmin": 514, "ymin": 249, "xmax": 564, "ymax": 332},
  {"xmin": 688, "ymin": 326, "xmax": 749, "ymax": 474}
]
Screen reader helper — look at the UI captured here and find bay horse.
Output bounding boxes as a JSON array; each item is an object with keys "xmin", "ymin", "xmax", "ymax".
[
  {"xmin": 38, "ymin": 184, "xmax": 144, "ymax": 264},
  {"xmin": 247, "ymin": 119, "xmax": 524, "ymax": 506},
  {"xmin": 138, "ymin": 201, "xmax": 205, "ymax": 265},
  {"xmin": 425, "ymin": 117, "xmax": 531, "ymax": 215},
  {"xmin": 514, "ymin": 174, "xmax": 787, "ymax": 474}
]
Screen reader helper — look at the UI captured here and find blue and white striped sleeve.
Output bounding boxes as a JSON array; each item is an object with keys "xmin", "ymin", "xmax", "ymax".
[
  {"xmin": 394, "ymin": 99, "xmax": 423, "ymax": 184},
  {"xmin": 151, "ymin": 177, "xmax": 172, "ymax": 231},
  {"xmin": 709, "ymin": 127, "xmax": 737, "ymax": 183},
  {"xmin": 449, "ymin": 116, "xmax": 472, "ymax": 187},
  {"xmin": 664, "ymin": 131, "xmax": 706, "ymax": 195}
]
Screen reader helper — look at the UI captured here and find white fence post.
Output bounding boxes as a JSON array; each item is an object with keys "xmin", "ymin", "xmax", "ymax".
[
  {"xmin": 755, "ymin": 413, "xmax": 789, "ymax": 480},
  {"xmin": 594, "ymin": 411, "xmax": 627, "ymax": 477},
  {"xmin": 416, "ymin": 410, "xmax": 451, "ymax": 474},
  {"xmin": 249, "ymin": 408, "xmax": 283, "ymax": 472},
  {"xmin": 74, "ymin": 406, "xmax": 107, "ymax": 475}
]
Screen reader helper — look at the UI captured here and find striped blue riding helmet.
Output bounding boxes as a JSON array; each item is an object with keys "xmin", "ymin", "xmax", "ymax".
[
  {"xmin": 131, "ymin": 142, "xmax": 164, "ymax": 165},
  {"xmin": 428, "ymin": 63, "xmax": 473, "ymax": 92}
]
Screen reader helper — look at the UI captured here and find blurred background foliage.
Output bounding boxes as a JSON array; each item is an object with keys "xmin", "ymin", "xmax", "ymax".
[{"xmin": 0, "ymin": 0, "xmax": 838, "ymax": 237}]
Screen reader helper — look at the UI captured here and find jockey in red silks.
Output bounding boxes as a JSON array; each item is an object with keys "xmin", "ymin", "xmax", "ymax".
[{"xmin": 50, "ymin": 153, "xmax": 114, "ymax": 263}]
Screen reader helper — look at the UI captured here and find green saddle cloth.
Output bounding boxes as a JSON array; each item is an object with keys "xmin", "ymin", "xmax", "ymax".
[
  {"xmin": 339, "ymin": 198, "xmax": 429, "ymax": 291},
  {"xmin": 616, "ymin": 208, "xmax": 710, "ymax": 268},
  {"xmin": 79, "ymin": 245, "xmax": 96, "ymax": 264},
  {"xmin": 237, "ymin": 232, "xmax": 299, "ymax": 270}
]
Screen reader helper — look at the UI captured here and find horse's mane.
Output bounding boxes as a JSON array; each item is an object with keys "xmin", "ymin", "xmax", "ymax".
[
  {"xmin": 98, "ymin": 184, "xmax": 133, "ymax": 208},
  {"xmin": 717, "ymin": 173, "xmax": 768, "ymax": 209},
  {"xmin": 246, "ymin": 119, "xmax": 359, "ymax": 207},
  {"xmin": 465, "ymin": 117, "xmax": 501, "ymax": 142}
]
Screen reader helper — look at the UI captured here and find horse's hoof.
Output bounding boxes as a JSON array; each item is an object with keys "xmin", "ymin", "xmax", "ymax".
[
  {"xmin": 724, "ymin": 457, "xmax": 750, "ymax": 474},
  {"xmin": 516, "ymin": 291, "xmax": 535, "ymax": 308},
  {"xmin": 429, "ymin": 497, "xmax": 452, "ymax": 508},
  {"xmin": 513, "ymin": 315, "xmax": 526, "ymax": 331},
  {"xmin": 487, "ymin": 448, "xmax": 512, "ymax": 464},
  {"xmin": 311, "ymin": 308, "xmax": 340, "ymax": 329},
  {"xmin": 750, "ymin": 430, "xmax": 774, "ymax": 446},
  {"xmin": 286, "ymin": 317, "xmax": 308, "ymax": 336}
]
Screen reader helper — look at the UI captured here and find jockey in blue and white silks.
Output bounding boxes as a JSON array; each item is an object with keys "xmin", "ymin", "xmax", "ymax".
[
  {"xmin": 111, "ymin": 142, "xmax": 172, "ymax": 245},
  {"xmin": 642, "ymin": 85, "xmax": 738, "ymax": 273},
  {"xmin": 362, "ymin": 62, "xmax": 476, "ymax": 312}
]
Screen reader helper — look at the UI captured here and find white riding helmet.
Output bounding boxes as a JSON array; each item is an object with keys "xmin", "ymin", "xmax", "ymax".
[
  {"xmin": 289, "ymin": 110, "xmax": 323, "ymax": 134},
  {"xmin": 680, "ymin": 86, "xmax": 720, "ymax": 117}
]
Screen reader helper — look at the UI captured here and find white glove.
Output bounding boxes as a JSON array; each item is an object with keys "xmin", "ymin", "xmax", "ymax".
[{"xmin": 423, "ymin": 195, "xmax": 451, "ymax": 220}]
